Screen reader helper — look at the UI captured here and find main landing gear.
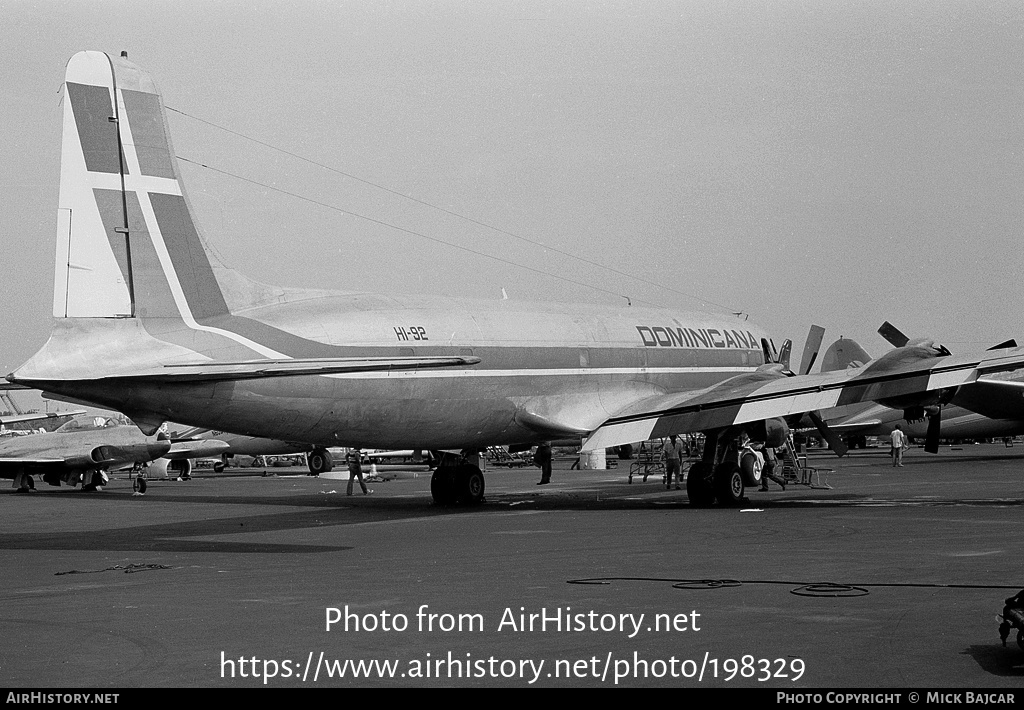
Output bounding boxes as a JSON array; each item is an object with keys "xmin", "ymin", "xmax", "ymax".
[
  {"xmin": 686, "ymin": 428, "xmax": 766, "ymax": 507},
  {"xmin": 685, "ymin": 460, "xmax": 746, "ymax": 507},
  {"xmin": 307, "ymin": 447, "xmax": 334, "ymax": 476},
  {"xmin": 429, "ymin": 452, "xmax": 485, "ymax": 506}
]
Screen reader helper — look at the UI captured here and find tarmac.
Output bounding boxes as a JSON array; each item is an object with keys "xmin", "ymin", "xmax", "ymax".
[{"xmin": 2, "ymin": 444, "xmax": 1024, "ymax": 688}]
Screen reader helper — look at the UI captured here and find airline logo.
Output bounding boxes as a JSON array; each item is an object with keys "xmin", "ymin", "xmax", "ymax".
[{"xmin": 635, "ymin": 325, "xmax": 759, "ymax": 350}]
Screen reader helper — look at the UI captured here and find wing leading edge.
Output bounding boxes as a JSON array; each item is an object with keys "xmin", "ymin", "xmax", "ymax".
[{"xmin": 582, "ymin": 348, "xmax": 1024, "ymax": 451}]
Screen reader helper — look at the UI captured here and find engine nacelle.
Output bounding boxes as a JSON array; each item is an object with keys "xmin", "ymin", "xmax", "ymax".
[
  {"xmin": 745, "ymin": 417, "xmax": 790, "ymax": 448},
  {"xmin": 903, "ymin": 405, "xmax": 940, "ymax": 422}
]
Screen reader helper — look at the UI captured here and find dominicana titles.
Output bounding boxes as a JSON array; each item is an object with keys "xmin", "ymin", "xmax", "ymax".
[{"xmin": 635, "ymin": 325, "xmax": 759, "ymax": 350}]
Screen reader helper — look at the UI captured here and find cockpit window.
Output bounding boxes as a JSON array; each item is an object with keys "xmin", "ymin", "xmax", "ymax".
[{"xmin": 55, "ymin": 416, "xmax": 119, "ymax": 433}]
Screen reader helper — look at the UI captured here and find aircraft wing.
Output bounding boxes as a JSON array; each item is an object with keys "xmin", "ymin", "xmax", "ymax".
[
  {"xmin": 817, "ymin": 419, "xmax": 886, "ymax": 432},
  {"xmin": 582, "ymin": 347, "xmax": 1024, "ymax": 451},
  {"xmin": 950, "ymin": 379, "xmax": 1024, "ymax": 420},
  {"xmin": 0, "ymin": 410, "xmax": 87, "ymax": 426},
  {"xmin": 9, "ymin": 356, "xmax": 481, "ymax": 385},
  {"xmin": 0, "ymin": 457, "xmax": 66, "ymax": 465}
]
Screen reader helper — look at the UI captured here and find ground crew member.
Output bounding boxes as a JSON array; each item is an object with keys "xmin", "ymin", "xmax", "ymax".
[
  {"xmin": 535, "ymin": 442, "xmax": 553, "ymax": 485},
  {"xmin": 663, "ymin": 434, "xmax": 686, "ymax": 490},
  {"xmin": 890, "ymin": 425, "xmax": 908, "ymax": 467},
  {"xmin": 346, "ymin": 448, "xmax": 372, "ymax": 495}
]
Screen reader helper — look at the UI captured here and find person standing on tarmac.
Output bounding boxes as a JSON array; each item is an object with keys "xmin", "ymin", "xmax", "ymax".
[
  {"xmin": 758, "ymin": 445, "xmax": 787, "ymax": 491},
  {"xmin": 535, "ymin": 442, "xmax": 553, "ymax": 485},
  {"xmin": 890, "ymin": 425, "xmax": 908, "ymax": 467},
  {"xmin": 663, "ymin": 434, "xmax": 686, "ymax": 490},
  {"xmin": 346, "ymin": 448, "xmax": 373, "ymax": 495}
]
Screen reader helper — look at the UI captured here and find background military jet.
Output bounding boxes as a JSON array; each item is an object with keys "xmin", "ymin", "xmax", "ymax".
[{"xmin": 0, "ymin": 415, "xmax": 233, "ymax": 493}]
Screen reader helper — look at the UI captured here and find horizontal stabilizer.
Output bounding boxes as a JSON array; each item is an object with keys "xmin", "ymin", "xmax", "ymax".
[{"xmin": 11, "ymin": 355, "xmax": 481, "ymax": 385}]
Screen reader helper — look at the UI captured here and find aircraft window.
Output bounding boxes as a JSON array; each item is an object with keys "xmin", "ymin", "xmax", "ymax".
[{"xmin": 55, "ymin": 416, "xmax": 119, "ymax": 433}]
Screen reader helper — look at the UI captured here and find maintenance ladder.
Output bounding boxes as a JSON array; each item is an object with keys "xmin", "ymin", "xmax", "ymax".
[{"xmin": 779, "ymin": 438, "xmax": 833, "ymax": 489}]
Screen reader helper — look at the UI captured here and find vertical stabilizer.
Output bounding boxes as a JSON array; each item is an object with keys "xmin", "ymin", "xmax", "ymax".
[
  {"xmin": 55, "ymin": 51, "xmax": 230, "ymax": 322},
  {"xmin": 819, "ymin": 338, "xmax": 872, "ymax": 372}
]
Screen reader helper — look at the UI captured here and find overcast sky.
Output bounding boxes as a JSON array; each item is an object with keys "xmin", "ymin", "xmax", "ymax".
[{"xmin": 2, "ymin": 0, "xmax": 1023, "ymax": 383}]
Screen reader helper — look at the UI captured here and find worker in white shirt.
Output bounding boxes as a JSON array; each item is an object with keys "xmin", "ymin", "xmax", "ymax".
[{"xmin": 890, "ymin": 425, "xmax": 909, "ymax": 467}]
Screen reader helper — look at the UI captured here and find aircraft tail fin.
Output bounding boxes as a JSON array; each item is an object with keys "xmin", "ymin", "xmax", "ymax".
[
  {"xmin": 54, "ymin": 51, "xmax": 239, "ymax": 323},
  {"xmin": 819, "ymin": 337, "xmax": 872, "ymax": 372}
]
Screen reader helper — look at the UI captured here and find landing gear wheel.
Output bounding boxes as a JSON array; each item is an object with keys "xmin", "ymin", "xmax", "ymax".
[
  {"xmin": 740, "ymin": 452, "xmax": 762, "ymax": 487},
  {"xmin": 308, "ymin": 448, "xmax": 333, "ymax": 475},
  {"xmin": 714, "ymin": 461, "xmax": 745, "ymax": 506},
  {"xmin": 133, "ymin": 476, "xmax": 148, "ymax": 494},
  {"xmin": 430, "ymin": 467, "xmax": 458, "ymax": 506},
  {"xmin": 213, "ymin": 461, "xmax": 226, "ymax": 473},
  {"xmin": 455, "ymin": 464, "xmax": 485, "ymax": 505},
  {"xmin": 686, "ymin": 462, "xmax": 715, "ymax": 507}
]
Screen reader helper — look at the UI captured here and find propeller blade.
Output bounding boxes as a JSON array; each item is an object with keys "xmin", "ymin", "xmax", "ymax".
[
  {"xmin": 878, "ymin": 321, "xmax": 910, "ymax": 348},
  {"xmin": 988, "ymin": 339, "xmax": 1017, "ymax": 350},
  {"xmin": 777, "ymin": 339, "xmax": 793, "ymax": 369},
  {"xmin": 808, "ymin": 410, "xmax": 848, "ymax": 457},
  {"xmin": 799, "ymin": 325, "xmax": 826, "ymax": 375},
  {"xmin": 925, "ymin": 407, "xmax": 942, "ymax": 454}
]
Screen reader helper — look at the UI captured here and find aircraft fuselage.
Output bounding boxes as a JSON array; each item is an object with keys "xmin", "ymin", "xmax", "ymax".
[{"xmin": 17, "ymin": 297, "xmax": 771, "ymax": 450}]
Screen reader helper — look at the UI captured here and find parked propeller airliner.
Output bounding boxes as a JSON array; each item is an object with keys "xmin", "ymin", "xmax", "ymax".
[
  {"xmin": 816, "ymin": 326, "xmax": 1024, "ymax": 451},
  {"xmin": 9, "ymin": 51, "xmax": 1024, "ymax": 506}
]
